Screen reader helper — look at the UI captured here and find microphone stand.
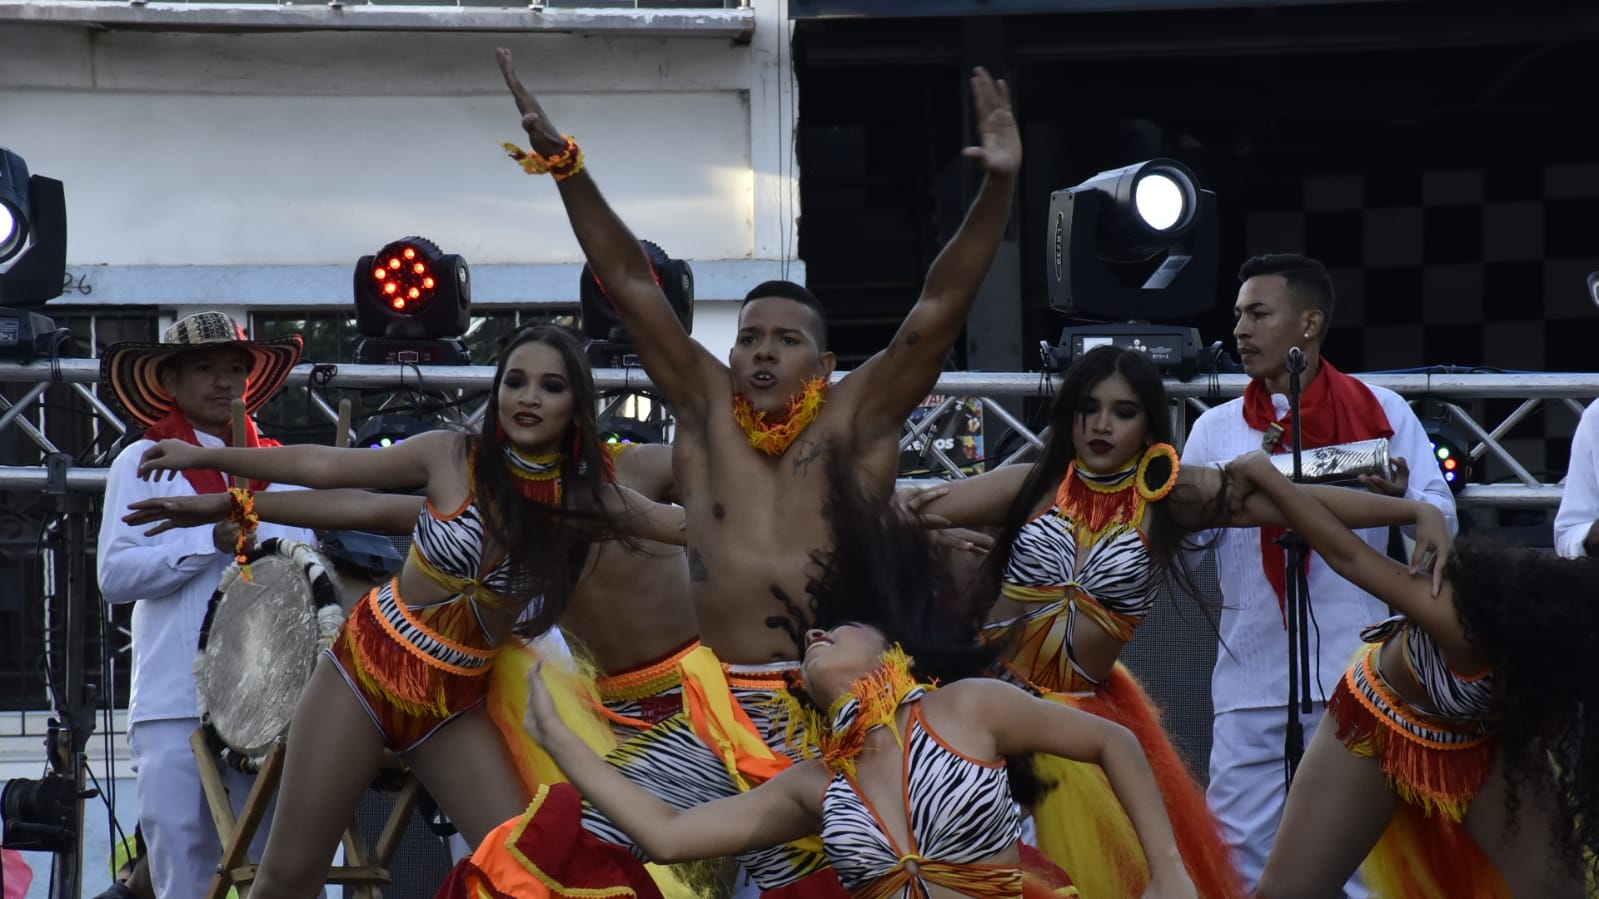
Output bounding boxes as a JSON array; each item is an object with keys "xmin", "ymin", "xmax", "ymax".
[{"xmin": 1278, "ymin": 347, "xmax": 1313, "ymax": 787}]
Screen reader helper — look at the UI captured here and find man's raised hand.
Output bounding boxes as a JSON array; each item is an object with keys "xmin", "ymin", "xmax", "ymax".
[
  {"xmin": 962, "ymin": 67, "xmax": 1021, "ymax": 178},
  {"xmin": 496, "ymin": 47, "xmax": 568, "ymax": 158}
]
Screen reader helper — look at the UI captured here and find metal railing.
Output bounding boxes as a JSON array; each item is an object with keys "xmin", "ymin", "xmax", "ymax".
[{"xmin": 1, "ymin": 358, "xmax": 1587, "ymax": 508}]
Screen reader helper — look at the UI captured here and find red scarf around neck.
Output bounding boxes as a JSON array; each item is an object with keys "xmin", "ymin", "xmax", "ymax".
[
  {"xmin": 142, "ymin": 407, "xmax": 280, "ymax": 495},
  {"xmin": 1240, "ymin": 359, "xmax": 1392, "ymax": 624}
]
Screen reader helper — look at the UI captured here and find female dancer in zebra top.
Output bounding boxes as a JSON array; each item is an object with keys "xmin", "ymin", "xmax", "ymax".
[
  {"xmin": 136, "ymin": 325, "xmax": 684, "ymax": 899},
  {"xmin": 522, "ymin": 451, "xmax": 1197, "ymax": 899},
  {"xmin": 1228, "ymin": 449, "xmax": 1596, "ymax": 899},
  {"xmin": 897, "ymin": 345, "xmax": 1452, "ymax": 899}
]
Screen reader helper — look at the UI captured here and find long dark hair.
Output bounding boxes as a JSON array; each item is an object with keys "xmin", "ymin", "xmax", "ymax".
[
  {"xmin": 782, "ymin": 445, "xmax": 1045, "ymax": 806},
  {"xmin": 472, "ymin": 325, "xmax": 615, "ymax": 638},
  {"xmin": 980, "ymin": 346, "xmax": 1223, "ymax": 621},
  {"xmin": 1447, "ymin": 536, "xmax": 1599, "ymax": 875}
]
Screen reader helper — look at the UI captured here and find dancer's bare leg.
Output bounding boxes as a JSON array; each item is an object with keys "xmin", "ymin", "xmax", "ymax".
[
  {"xmin": 1256, "ymin": 721, "xmax": 1397, "ymax": 899},
  {"xmin": 1465, "ymin": 752, "xmax": 1586, "ymax": 899},
  {"xmin": 404, "ymin": 706, "xmax": 531, "ymax": 849},
  {"xmin": 250, "ymin": 657, "xmax": 387, "ymax": 899}
]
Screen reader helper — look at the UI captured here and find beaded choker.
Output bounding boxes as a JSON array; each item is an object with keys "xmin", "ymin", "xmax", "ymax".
[
  {"xmin": 732, "ymin": 376, "xmax": 829, "ymax": 456},
  {"xmin": 505, "ymin": 445, "xmax": 562, "ymax": 505}
]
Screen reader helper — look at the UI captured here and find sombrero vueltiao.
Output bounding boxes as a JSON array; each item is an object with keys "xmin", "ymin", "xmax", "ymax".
[{"xmin": 100, "ymin": 311, "xmax": 304, "ymax": 429}]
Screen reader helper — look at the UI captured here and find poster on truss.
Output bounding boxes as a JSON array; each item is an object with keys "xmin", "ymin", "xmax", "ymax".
[{"xmin": 899, "ymin": 395, "xmax": 985, "ymax": 476}]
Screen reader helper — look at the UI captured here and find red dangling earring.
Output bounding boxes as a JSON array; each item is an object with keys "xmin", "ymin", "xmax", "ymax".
[{"xmin": 496, "ymin": 419, "xmax": 507, "ymax": 441}]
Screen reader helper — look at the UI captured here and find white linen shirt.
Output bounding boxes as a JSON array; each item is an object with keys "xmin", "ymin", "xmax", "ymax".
[
  {"xmin": 1554, "ymin": 398, "xmax": 1599, "ymax": 559},
  {"xmin": 1182, "ymin": 382, "xmax": 1459, "ymax": 713},
  {"xmin": 98, "ymin": 431, "xmax": 316, "ymax": 725}
]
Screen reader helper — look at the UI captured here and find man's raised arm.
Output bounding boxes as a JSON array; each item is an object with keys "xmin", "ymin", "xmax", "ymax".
[
  {"xmin": 844, "ymin": 68, "xmax": 1020, "ymax": 428},
  {"xmin": 497, "ymin": 48, "xmax": 720, "ymax": 422}
]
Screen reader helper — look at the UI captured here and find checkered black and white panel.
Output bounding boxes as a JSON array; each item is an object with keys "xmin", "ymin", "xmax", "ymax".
[{"xmin": 1240, "ymin": 162, "xmax": 1599, "ymax": 484}]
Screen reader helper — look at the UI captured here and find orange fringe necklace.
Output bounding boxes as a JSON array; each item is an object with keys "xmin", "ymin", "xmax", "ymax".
[
  {"xmin": 732, "ymin": 376, "xmax": 828, "ymax": 456},
  {"xmin": 1059, "ymin": 443, "xmax": 1179, "ymax": 545},
  {"xmin": 504, "ymin": 446, "xmax": 563, "ymax": 506},
  {"xmin": 781, "ymin": 645, "xmax": 926, "ymax": 778}
]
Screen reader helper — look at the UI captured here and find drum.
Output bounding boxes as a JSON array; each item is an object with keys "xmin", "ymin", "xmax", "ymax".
[{"xmin": 195, "ymin": 538, "xmax": 346, "ymax": 767}]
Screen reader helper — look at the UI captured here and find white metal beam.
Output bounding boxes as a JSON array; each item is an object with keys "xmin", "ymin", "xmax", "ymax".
[{"xmin": 0, "ymin": 2, "xmax": 755, "ymax": 39}]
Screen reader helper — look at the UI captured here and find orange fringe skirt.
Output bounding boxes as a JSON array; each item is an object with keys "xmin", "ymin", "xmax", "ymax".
[
  {"xmin": 1028, "ymin": 664, "xmax": 1245, "ymax": 899},
  {"xmin": 327, "ymin": 579, "xmax": 496, "ymax": 752},
  {"xmin": 1326, "ymin": 644, "xmax": 1510, "ymax": 899}
]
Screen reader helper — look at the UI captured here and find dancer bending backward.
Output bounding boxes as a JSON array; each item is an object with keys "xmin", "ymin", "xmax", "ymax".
[
  {"xmin": 495, "ymin": 47, "xmax": 1020, "ymax": 894},
  {"xmin": 898, "ymin": 345, "xmax": 1453, "ymax": 899},
  {"xmin": 136, "ymin": 326, "xmax": 685, "ymax": 899},
  {"xmin": 1227, "ymin": 450, "xmax": 1598, "ymax": 899},
  {"xmin": 528, "ymin": 458, "xmax": 1199, "ymax": 899}
]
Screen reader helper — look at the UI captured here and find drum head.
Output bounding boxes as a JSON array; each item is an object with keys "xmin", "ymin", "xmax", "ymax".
[{"xmin": 195, "ymin": 551, "xmax": 321, "ymax": 758}]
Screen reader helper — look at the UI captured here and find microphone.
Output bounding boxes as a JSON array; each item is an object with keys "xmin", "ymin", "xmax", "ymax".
[
  {"xmin": 1587, "ymin": 271, "xmax": 1598, "ymax": 310},
  {"xmin": 1285, "ymin": 346, "xmax": 1307, "ymax": 374}
]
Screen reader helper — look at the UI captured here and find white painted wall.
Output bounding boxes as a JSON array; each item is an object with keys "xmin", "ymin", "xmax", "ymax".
[{"xmin": 0, "ymin": 2, "xmax": 801, "ymax": 358}]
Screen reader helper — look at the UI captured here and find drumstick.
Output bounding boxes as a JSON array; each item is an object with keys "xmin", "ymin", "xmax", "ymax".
[
  {"xmin": 334, "ymin": 398, "xmax": 353, "ymax": 449},
  {"xmin": 230, "ymin": 399, "xmax": 248, "ymax": 490}
]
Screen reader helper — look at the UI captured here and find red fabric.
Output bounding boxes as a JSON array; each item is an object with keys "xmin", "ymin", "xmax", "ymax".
[
  {"xmin": 760, "ymin": 868, "xmax": 848, "ymax": 899},
  {"xmin": 142, "ymin": 407, "xmax": 280, "ymax": 495},
  {"xmin": 2, "ymin": 848, "xmax": 34, "ymax": 899},
  {"xmin": 433, "ymin": 783, "xmax": 665, "ymax": 899},
  {"xmin": 1241, "ymin": 359, "xmax": 1392, "ymax": 622},
  {"xmin": 1019, "ymin": 844, "xmax": 1076, "ymax": 896}
]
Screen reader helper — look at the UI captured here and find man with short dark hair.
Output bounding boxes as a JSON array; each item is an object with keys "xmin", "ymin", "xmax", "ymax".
[
  {"xmin": 1181, "ymin": 254, "xmax": 1458, "ymax": 894},
  {"xmin": 97, "ymin": 312, "xmax": 317, "ymax": 899}
]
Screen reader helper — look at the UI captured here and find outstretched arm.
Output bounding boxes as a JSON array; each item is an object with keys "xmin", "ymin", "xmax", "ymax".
[
  {"xmin": 894, "ymin": 464, "xmax": 1034, "ymax": 530},
  {"xmin": 600, "ymin": 485, "xmax": 686, "ymax": 546},
  {"xmin": 1173, "ymin": 463, "xmax": 1453, "ymax": 591},
  {"xmin": 497, "ymin": 48, "xmax": 721, "ymax": 424},
  {"xmin": 844, "ymin": 68, "xmax": 1020, "ymax": 430},
  {"xmin": 125, "ymin": 489, "xmax": 425, "ymax": 537},
  {"xmin": 524, "ymin": 666, "xmax": 823, "ymax": 862},
  {"xmin": 962, "ymin": 680, "xmax": 1195, "ymax": 898},
  {"xmin": 1227, "ymin": 451, "xmax": 1481, "ymax": 673},
  {"xmin": 136, "ymin": 429, "xmax": 452, "ymax": 491}
]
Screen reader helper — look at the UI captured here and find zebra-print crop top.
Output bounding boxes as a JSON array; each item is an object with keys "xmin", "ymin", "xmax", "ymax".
[
  {"xmin": 821, "ymin": 701, "xmax": 1020, "ymax": 899},
  {"xmin": 407, "ymin": 493, "xmax": 514, "ymax": 603},
  {"xmin": 1361, "ymin": 616, "xmax": 1494, "ymax": 721},
  {"xmin": 999, "ymin": 479, "xmax": 1157, "ymax": 624}
]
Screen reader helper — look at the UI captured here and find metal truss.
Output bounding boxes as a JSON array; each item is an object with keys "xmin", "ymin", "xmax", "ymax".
[{"xmin": 1, "ymin": 359, "xmax": 1590, "ymax": 508}]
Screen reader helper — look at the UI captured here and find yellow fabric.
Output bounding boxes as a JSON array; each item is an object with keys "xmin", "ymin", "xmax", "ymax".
[
  {"xmin": 679, "ymin": 646, "xmax": 792, "ymax": 789},
  {"xmin": 486, "ymin": 642, "xmax": 709, "ymax": 899},
  {"xmin": 1031, "ymin": 750, "xmax": 1148, "ymax": 899},
  {"xmin": 677, "ymin": 645, "xmax": 827, "ymax": 858}
]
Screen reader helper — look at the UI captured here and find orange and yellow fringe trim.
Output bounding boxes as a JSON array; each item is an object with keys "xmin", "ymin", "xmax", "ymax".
[
  {"xmin": 732, "ymin": 376, "xmax": 828, "ymax": 456},
  {"xmin": 503, "ymin": 135, "xmax": 586, "ymax": 181},
  {"xmin": 780, "ymin": 645, "xmax": 923, "ymax": 779},
  {"xmin": 227, "ymin": 486, "xmax": 259, "ymax": 581}
]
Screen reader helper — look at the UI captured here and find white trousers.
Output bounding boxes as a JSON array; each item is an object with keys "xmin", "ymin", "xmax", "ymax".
[
  {"xmin": 128, "ymin": 719, "xmax": 276, "ymax": 899},
  {"xmin": 1208, "ymin": 704, "xmax": 1371, "ymax": 898}
]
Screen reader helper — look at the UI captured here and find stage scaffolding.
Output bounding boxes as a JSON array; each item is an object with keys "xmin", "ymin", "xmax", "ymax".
[
  {"xmin": 0, "ymin": 356, "xmax": 1586, "ymax": 896},
  {"xmin": 0, "ymin": 358, "xmax": 1586, "ymax": 505}
]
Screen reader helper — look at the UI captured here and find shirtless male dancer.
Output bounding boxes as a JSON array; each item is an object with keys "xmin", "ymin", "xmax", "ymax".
[{"xmin": 495, "ymin": 47, "xmax": 1019, "ymax": 893}]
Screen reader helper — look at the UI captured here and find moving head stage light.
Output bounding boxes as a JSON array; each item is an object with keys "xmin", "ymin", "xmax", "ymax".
[
  {"xmin": 1045, "ymin": 158, "xmax": 1219, "ymax": 376},
  {"xmin": 354, "ymin": 236, "xmax": 471, "ymax": 365},
  {"xmin": 1, "ymin": 146, "xmax": 70, "ymax": 363},
  {"xmin": 581, "ymin": 239, "xmax": 693, "ymax": 368}
]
